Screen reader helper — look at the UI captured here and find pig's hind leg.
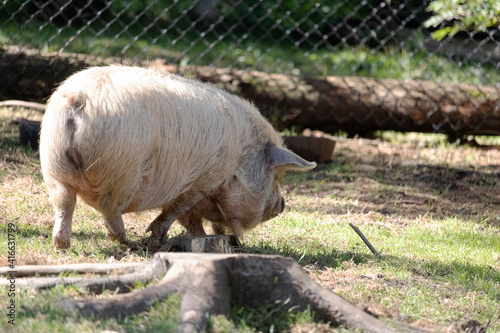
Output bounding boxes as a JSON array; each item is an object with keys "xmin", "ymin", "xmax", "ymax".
[
  {"xmin": 177, "ymin": 210, "xmax": 207, "ymax": 236},
  {"xmin": 211, "ymin": 223, "xmax": 226, "ymax": 235},
  {"xmin": 102, "ymin": 212, "xmax": 127, "ymax": 244},
  {"xmin": 50, "ymin": 184, "xmax": 77, "ymax": 249},
  {"xmin": 145, "ymin": 211, "xmax": 176, "ymax": 249},
  {"xmin": 98, "ymin": 192, "xmax": 128, "ymax": 244}
]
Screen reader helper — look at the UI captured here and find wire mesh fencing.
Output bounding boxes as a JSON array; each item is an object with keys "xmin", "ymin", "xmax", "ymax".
[{"xmin": 1, "ymin": 0, "xmax": 500, "ymax": 137}]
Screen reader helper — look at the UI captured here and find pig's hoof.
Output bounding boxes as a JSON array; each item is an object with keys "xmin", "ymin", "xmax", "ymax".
[
  {"xmin": 150, "ymin": 224, "xmax": 169, "ymax": 241},
  {"xmin": 119, "ymin": 238, "xmax": 131, "ymax": 246},
  {"xmin": 146, "ymin": 226, "xmax": 170, "ymax": 250},
  {"xmin": 113, "ymin": 237, "xmax": 130, "ymax": 247},
  {"xmin": 146, "ymin": 235, "xmax": 163, "ymax": 251},
  {"xmin": 106, "ymin": 231, "xmax": 127, "ymax": 243},
  {"xmin": 53, "ymin": 235, "xmax": 70, "ymax": 250}
]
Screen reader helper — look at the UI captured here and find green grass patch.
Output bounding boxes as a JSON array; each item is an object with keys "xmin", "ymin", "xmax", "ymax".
[
  {"xmin": 241, "ymin": 214, "xmax": 500, "ymax": 328},
  {"xmin": 2, "ymin": 21, "xmax": 500, "ymax": 85},
  {"xmin": 0, "ymin": 285, "xmax": 181, "ymax": 333}
]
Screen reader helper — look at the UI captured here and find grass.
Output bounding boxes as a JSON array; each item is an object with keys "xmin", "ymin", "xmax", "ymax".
[
  {"xmin": 0, "ymin": 284, "xmax": 182, "ymax": 333},
  {"xmin": 1, "ymin": 106, "xmax": 500, "ymax": 331},
  {"xmin": 1, "ymin": 20, "xmax": 500, "ymax": 86}
]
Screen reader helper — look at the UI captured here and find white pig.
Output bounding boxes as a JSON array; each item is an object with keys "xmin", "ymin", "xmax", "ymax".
[{"xmin": 39, "ymin": 65, "xmax": 316, "ymax": 249}]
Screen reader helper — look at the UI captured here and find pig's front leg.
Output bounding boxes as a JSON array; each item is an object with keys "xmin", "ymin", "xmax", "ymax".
[{"xmin": 103, "ymin": 212, "xmax": 128, "ymax": 244}]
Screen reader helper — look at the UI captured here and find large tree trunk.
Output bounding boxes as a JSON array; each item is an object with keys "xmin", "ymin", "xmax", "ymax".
[{"xmin": 2, "ymin": 45, "xmax": 500, "ymax": 137}]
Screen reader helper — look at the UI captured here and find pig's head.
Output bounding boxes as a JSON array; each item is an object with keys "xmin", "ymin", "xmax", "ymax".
[{"xmin": 211, "ymin": 141, "xmax": 316, "ymax": 237}]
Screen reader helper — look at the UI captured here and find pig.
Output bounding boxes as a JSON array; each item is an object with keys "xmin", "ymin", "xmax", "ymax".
[{"xmin": 39, "ymin": 65, "xmax": 316, "ymax": 249}]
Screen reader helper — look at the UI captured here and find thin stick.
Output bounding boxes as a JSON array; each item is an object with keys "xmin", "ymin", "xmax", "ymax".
[{"xmin": 348, "ymin": 223, "xmax": 381, "ymax": 257}]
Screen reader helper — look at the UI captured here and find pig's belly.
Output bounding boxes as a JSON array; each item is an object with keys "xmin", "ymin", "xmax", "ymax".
[{"xmin": 76, "ymin": 187, "xmax": 173, "ymax": 215}]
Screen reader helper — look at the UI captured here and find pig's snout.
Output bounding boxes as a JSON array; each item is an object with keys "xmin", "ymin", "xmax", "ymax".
[
  {"xmin": 272, "ymin": 197, "xmax": 285, "ymax": 217},
  {"xmin": 262, "ymin": 196, "xmax": 286, "ymax": 222}
]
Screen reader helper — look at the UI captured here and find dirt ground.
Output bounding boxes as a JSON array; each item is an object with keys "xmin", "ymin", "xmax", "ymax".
[{"xmin": 285, "ymin": 135, "xmax": 500, "ymax": 228}]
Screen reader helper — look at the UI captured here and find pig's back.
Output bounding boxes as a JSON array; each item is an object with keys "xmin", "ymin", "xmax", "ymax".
[{"xmin": 40, "ymin": 66, "xmax": 246, "ymax": 213}]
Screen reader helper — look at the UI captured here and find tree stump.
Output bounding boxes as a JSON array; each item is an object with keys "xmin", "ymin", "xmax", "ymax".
[
  {"xmin": 1, "ymin": 253, "xmax": 403, "ymax": 333},
  {"xmin": 0, "ymin": 252, "xmax": 483, "ymax": 332},
  {"xmin": 283, "ymin": 135, "xmax": 336, "ymax": 164},
  {"xmin": 159, "ymin": 235, "xmax": 239, "ymax": 253}
]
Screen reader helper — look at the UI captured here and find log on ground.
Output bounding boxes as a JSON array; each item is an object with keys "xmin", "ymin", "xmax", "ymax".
[
  {"xmin": 154, "ymin": 61, "xmax": 500, "ymax": 137},
  {"xmin": 2, "ymin": 46, "xmax": 500, "ymax": 137}
]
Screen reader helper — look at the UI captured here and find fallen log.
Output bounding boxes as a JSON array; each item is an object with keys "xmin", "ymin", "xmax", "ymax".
[
  {"xmin": 1, "ymin": 252, "xmax": 405, "ymax": 333},
  {"xmin": 152, "ymin": 60, "xmax": 500, "ymax": 137},
  {"xmin": 2, "ymin": 45, "xmax": 500, "ymax": 137},
  {"xmin": 0, "ymin": 45, "xmax": 123, "ymax": 101}
]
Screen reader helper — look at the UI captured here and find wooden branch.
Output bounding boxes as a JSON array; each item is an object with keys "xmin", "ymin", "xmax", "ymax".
[
  {"xmin": 0, "ymin": 256, "xmax": 167, "ymax": 293},
  {"xmin": 349, "ymin": 223, "xmax": 381, "ymax": 257}
]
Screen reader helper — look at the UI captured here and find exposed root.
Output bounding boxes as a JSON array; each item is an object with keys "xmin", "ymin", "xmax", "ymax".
[
  {"xmin": 1, "ymin": 252, "xmax": 406, "ymax": 332},
  {"xmin": 0, "ymin": 255, "xmax": 166, "ymax": 293},
  {"xmin": 2, "ymin": 252, "xmax": 481, "ymax": 332},
  {"xmin": 0, "ymin": 262, "xmax": 140, "ymax": 277},
  {"xmin": 5, "ymin": 251, "xmax": 485, "ymax": 333}
]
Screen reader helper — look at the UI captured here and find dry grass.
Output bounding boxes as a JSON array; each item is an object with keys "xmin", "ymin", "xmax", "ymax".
[{"xmin": 286, "ymin": 136, "xmax": 500, "ymax": 227}]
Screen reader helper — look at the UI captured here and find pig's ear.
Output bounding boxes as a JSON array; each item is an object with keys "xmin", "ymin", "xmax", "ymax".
[{"xmin": 267, "ymin": 143, "xmax": 317, "ymax": 172}]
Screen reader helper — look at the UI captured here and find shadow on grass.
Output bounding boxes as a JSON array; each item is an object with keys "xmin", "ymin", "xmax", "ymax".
[
  {"xmin": 243, "ymin": 239, "xmax": 499, "ymax": 302},
  {"xmin": 12, "ymin": 221, "xmax": 499, "ymax": 300},
  {"xmin": 0, "ymin": 222, "xmax": 50, "ymax": 240},
  {"xmin": 379, "ymin": 253, "xmax": 500, "ymax": 303},
  {"xmin": 242, "ymin": 242, "xmax": 372, "ymax": 269}
]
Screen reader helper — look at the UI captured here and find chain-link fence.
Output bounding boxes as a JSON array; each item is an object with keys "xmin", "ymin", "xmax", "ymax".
[{"xmin": 1, "ymin": 0, "xmax": 500, "ymax": 137}]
